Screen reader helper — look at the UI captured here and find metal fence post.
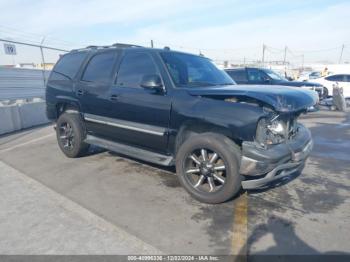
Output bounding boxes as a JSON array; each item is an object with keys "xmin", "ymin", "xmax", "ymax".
[{"xmin": 39, "ymin": 46, "xmax": 46, "ymax": 86}]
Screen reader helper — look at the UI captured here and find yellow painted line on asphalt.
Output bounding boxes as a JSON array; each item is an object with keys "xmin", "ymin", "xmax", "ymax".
[
  {"xmin": 231, "ymin": 192, "xmax": 248, "ymax": 258},
  {"xmin": 0, "ymin": 133, "xmax": 54, "ymax": 154}
]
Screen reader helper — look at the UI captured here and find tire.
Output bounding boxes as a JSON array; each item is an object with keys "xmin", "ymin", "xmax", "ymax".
[
  {"xmin": 56, "ymin": 112, "xmax": 89, "ymax": 158},
  {"xmin": 176, "ymin": 132, "xmax": 242, "ymax": 204}
]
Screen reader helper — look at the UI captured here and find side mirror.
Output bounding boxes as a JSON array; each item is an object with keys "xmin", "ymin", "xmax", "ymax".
[{"xmin": 140, "ymin": 74, "xmax": 163, "ymax": 91}]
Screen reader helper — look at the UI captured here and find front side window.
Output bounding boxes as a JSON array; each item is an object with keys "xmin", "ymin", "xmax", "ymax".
[
  {"xmin": 160, "ymin": 52, "xmax": 234, "ymax": 87},
  {"xmin": 82, "ymin": 52, "xmax": 116, "ymax": 83},
  {"xmin": 116, "ymin": 53, "xmax": 158, "ymax": 88},
  {"xmin": 263, "ymin": 69, "xmax": 286, "ymax": 81},
  {"xmin": 53, "ymin": 52, "xmax": 87, "ymax": 79},
  {"xmin": 247, "ymin": 68, "xmax": 267, "ymax": 82}
]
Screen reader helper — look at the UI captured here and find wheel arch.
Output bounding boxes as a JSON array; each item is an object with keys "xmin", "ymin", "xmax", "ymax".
[
  {"xmin": 173, "ymin": 120, "xmax": 242, "ymax": 155},
  {"xmin": 55, "ymin": 96, "xmax": 82, "ymax": 119}
]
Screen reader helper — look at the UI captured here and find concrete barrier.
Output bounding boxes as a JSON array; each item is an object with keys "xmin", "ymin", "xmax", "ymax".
[{"xmin": 0, "ymin": 101, "xmax": 50, "ymax": 135}]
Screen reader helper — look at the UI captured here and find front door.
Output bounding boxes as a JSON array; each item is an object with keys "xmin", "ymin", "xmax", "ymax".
[{"xmin": 109, "ymin": 51, "xmax": 171, "ymax": 153}]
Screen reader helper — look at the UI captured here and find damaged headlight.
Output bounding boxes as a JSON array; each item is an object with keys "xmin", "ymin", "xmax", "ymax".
[{"xmin": 255, "ymin": 116, "xmax": 287, "ymax": 146}]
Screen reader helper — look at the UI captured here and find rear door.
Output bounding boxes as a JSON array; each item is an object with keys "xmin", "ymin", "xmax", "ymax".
[
  {"xmin": 344, "ymin": 75, "xmax": 350, "ymax": 97},
  {"xmin": 339, "ymin": 74, "xmax": 350, "ymax": 97},
  {"xmin": 75, "ymin": 50, "xmax": 119, "ymax": 138},
  {"xmin": 108, "ymin": 51, "xmax": 171, "ymax": 152}
]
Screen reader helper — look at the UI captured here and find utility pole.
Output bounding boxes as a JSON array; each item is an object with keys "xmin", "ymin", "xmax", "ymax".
[
  {"xmin": 262, "ymin": 44, "xmax": 266, "ymax": 67},
  {"xmin": 301, "ymin": 55, "xmax": 304, "ymax": 71},
  {"xmin": 150, "ymin": 39, "xmax": 154, "ymax": 48},
  {"xmin": 339, "ymin": 44, "xmax": 344, "ymax": 63},
  {"xmin": 283, "ymin": 46, "xmax": 287, "ymax": 65}
]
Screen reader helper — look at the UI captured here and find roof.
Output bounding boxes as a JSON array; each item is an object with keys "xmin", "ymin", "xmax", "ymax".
[
  {"xmin": 68, "ymin": 43, "xmax": 202, "ymax": 57},
  {"xmin": 70, "ymin": 43, "xmax": 170, "ymax": 53}
]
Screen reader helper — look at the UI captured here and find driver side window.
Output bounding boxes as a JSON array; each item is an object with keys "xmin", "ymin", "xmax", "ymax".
[
  {"xmin": 247, "ymin": 69, "xmax": 267, "ymax": 82},
  {"xmin": 116, "ymin": 53, "xmax": 159, "ymax": 88}
]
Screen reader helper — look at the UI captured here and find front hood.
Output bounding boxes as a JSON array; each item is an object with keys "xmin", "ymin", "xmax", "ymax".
[
  {"xmin": 186, "ymin": 84, "xmax": 318, "ymax": 112},
  {"xmin": 278, "ymin": 80, "xmax": 322, "ymax": 87}
]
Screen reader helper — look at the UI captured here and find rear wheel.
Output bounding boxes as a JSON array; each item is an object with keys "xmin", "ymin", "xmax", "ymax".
[
  {"xmin": 176, "ymin": 133, "xmax": 242, "ymax": 204},
  {"xmin": 56, "ymin": 112, "xmax": 89, "ymax": 158}
]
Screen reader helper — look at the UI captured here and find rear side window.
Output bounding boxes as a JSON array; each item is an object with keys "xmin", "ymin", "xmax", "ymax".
[
  {"xmin": 226, "ymin": 70, "xmax": 247, "ymax": 82},
  {"xmin": 325, "ymin": 75, "xmax": 344, "ymax": 82},
  {"xmin": 82, "ymin": 52, "xmax": 116, "ymax": 83},
  {"xmin": 116, "ymin": 53, "xmax": 158, "ymax": 88},
  {"xmin": 53, "ymin": 52, "xmax": 87, "ymax": 79}
]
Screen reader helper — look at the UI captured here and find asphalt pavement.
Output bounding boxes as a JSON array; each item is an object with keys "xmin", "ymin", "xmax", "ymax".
[{"xmin": 0, "ymin": 109, "xmax": 349, "ymax": 256}]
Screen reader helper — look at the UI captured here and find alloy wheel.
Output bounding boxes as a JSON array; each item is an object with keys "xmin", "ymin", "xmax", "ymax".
[
  {"xmin": 59, "ymin": 122, "xmax": 75, "ymax": 150},
  {"xmin": 184, "ymin": 148, "xmax": 227, "ymax": 193}
]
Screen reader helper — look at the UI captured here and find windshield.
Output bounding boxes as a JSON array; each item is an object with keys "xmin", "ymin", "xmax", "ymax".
[
  {"xmin": 160, "ymin": 52, "xmax": 235, "ymax": 87},
  {"xmin": 263, "ymin": 69, "xmax": 287, "ymax": 81}
]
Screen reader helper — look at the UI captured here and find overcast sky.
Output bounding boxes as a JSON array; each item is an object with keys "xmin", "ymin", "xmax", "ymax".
[{"xmin": 0, "ymin": 0, "xmax": 350, "ymax": 64}]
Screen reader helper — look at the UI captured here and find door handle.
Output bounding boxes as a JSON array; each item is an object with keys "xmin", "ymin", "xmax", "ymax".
[
  {"xmin": 110, "ymin": 94, "xmax": 119, "ymax": 101},
  {"xmin": 77, "ymin": 89, "xmax": 84, "ymax": 96}
]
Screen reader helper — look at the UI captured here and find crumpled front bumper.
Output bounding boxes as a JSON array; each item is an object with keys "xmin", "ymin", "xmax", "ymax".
[{"xmin": 239, "ymin": 124, "xmax": 313, "ymax": 189}]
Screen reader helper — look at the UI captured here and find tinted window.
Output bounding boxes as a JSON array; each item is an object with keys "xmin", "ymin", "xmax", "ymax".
[
  {"xmin": 160, "ymin": 52, "xmax": 234, "ymax": 87},
  {"xmin": 82, "ymin": 52, "xmax": 116, "ymax": 83},
  {"xmin": 345, "ymin": 75, "xmax": 350, "ymax": 82},
  {"xmin": 226, "ymin": 69, "xmax": 247, "ymax": 82},
  {"xmin": 53, "ymin": 52, "xmax": 87, "ymax": 79},
  {"xmin": 325, "ymin": 75, "xmax": 344, "ymax": 82},
  {"xmin": 263, "ymin": 69, "xmax": 286, "ymax": 80},
  {"xmin": 247, "ymin": 68, "xmax": 267, "ymax": 82},
  {"xmin": 117, "ymin": 53, "xmax": 158, "ymax": 88},
  {"xmin": 310, "ymin": 72, "xmax": 321, "ymax": 78}
]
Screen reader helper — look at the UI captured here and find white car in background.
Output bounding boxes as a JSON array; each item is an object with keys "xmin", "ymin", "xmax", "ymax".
[{"xmin": 309, "ymin": 74, "xmax": 350, "ymax": 98}]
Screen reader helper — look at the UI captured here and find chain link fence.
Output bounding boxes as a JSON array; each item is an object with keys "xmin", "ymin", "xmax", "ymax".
[{"xmin": 0, "ymin": 38, "xmax": 68, "ymax": 101}]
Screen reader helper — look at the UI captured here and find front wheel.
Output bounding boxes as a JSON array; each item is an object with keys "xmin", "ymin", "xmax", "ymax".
[{"xmin": 176, "ymin": 133, "xmax": 242, "ymax": 204}]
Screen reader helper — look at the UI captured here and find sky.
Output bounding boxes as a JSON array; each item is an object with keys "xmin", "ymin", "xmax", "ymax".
[{"xmin": 0, "ymin": 0, "xmax": 350, "ymax": 64}]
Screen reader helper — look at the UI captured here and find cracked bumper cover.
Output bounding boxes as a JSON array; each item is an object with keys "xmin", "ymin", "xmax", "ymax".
[{"xmin": 239, "ymin": 124, "xmax": 313, "ymax": 189}]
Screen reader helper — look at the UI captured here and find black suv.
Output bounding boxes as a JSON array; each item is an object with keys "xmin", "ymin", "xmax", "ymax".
[
  {"xmin": 225, "ymin": 67, "xmax": 327, "ymax": 98},
  {"xmin": 46, "ymin": 44, "xmax": 316, "ymax": 203}
]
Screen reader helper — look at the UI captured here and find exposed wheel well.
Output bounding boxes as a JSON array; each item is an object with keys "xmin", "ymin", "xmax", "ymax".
[
  {"xmin": 174, "ymin": 122, "xmax": 242, "ymax": 154},
  {"xmin": 56, "ymin": 103, "xmax": 80, "ymax": 119}
]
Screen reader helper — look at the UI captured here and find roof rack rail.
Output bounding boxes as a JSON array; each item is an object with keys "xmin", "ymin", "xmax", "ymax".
[
  {"xmin": 112, "ymin": 43, "xmax": 143, "ymax": 48},
  {"xmin": 70, "ymin": 43, "xmax": 143, "ymax": 53}
]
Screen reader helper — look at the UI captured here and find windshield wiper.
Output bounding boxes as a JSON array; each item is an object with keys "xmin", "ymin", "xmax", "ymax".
[{"xmin": 188, "ymin": 81, "xmax": 217, "ymax": 87}]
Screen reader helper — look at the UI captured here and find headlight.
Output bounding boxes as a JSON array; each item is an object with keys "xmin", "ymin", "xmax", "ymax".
[
  {"xmin": 255, "ymin": 117, "xmax": 286, "ymax": 146},
  {"xmin": 267, "ymin": 121, "xmax": 285, "ymax": 135}
]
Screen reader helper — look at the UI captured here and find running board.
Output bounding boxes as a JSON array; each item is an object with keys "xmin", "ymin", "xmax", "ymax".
[{"xmin": 85, "ymin": 135, "xmax": 174, "ymax": 166}]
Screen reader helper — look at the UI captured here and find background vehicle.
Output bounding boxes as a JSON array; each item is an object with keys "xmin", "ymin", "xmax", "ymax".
[
  {"xmin": 308, "ymin": 74, "xmax": 350, "ymax": 98},
  {"xmin": 46, "ymin": 44, "xmax": 316, "ymax": 204},
  {"xmin": 225, "ymin": 67, "xmax": 327, "ymax": 98},
  {"xmin": 297, "ymin": 71, "xmax": 321, "ymax": 82}
]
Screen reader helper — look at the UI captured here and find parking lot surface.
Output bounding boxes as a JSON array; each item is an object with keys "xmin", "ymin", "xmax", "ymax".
[{"xmin": 0, "ymin": 109, "xmax": 349, "ymax": 255}]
